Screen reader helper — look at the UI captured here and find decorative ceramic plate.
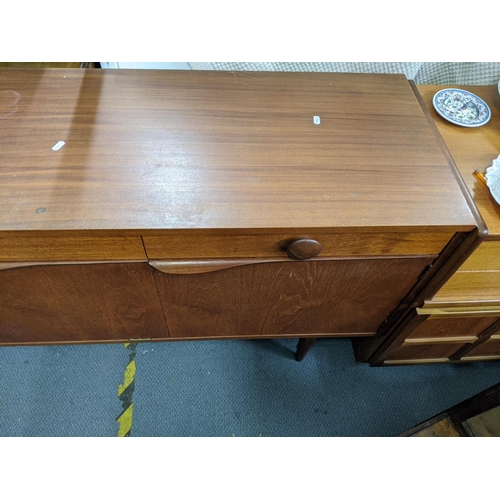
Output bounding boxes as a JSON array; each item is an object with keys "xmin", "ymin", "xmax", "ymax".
[{"xmin": 433, "ymin": 88, "xmax": 491, "ymax": 127}]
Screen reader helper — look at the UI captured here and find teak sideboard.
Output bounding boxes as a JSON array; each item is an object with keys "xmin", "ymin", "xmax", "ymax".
[{"xmin": 0, "ymin": 68, "xmax": 494, "ymax": 366}]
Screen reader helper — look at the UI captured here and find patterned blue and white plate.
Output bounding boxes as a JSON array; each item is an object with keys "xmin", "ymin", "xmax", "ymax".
[{"xmin": 433, "ymin": 88, "xmax": 491, "ymax": 127}]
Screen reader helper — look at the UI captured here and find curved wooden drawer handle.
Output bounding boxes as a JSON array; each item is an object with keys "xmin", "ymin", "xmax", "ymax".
[{"xmin": 286, "ymin": 239, "xmax": 322, "ymax": 260}]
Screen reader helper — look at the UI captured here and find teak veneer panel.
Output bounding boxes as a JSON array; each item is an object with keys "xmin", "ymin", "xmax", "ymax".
[
  {"xmin": 0, "ymin": 233, "xmax": 147, "ymax": 261},
  {"xmin": 432, "ymin": 271, "xmax": 500, "ymax": 302},
  {"xmin": 0, "ymin": 69, "xmax": 476, "ymax": 234},
  {"xmin": 151, "ymin": 257, "xmax": 434, "ymax": 339},
  {"xmin": 409, "ymin": 418, "xmax": 461, "ymax": 437},
  {"xmin": 0, "ymin": 262, "xmax": 168, "ymax": 343},
  {"xmin": 383, "ymin": 342, "xmax": 465, "ymax": 362},
  {"xmin": 465, "ymin": 338, "xmax": 500, "ymax": 358},
  {"xmin": 417, "ymin": 85, "xmax": 500, "ymax": 239},
  {"xmin": 458, "ymin": 241, "xmax": 500, "ymax": 271},
  {"xmin": 405, "ymin": 315, "xmax": 499, "ymax": 342},
  {"xmin": 142, "ymin": 230, "xmax": 450, "ymax": 260}
]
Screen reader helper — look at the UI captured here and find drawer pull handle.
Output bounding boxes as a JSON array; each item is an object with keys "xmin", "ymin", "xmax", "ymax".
[{"xmin": 286, "ymin": 239, "xmax": 322, "ymax": 260}]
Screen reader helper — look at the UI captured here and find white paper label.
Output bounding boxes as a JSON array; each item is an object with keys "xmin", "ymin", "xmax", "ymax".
[
  {"xmin": 52, "ymin": 141, "xmax": 65, "ymax": 151},
  {"xmin": 313, "ymin": 116, "xmax": 321, "ymax": 125}
]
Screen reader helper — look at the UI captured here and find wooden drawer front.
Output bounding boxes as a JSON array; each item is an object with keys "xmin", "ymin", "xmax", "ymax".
[
  {"xmin": 383, "ymin": 343, "xmax": 466, "ymax": 364},
  {"xmin": 0, "ymin": 234, "xmax": 147, "ymax": 262},
  {"xmin": 142, "ymin": 230, "xmax": 451, "ymax": 260},
  {"xmin": 459, "ymin": 241, "xmax": 500, "ymax": 271},
  {"xmin": 406, "ymin": 316, "xmax": 500, "ymax": 344},
  {"xmin": 432, "ymin": 271, "xmax": 500, "ymax": 302},
  {"xmin": 0, "ymin": 262, "xmax": 168, "ymax": 344},
  {"xmin": 150, "ymin": 256, "xmax": 433, "ymax": 339},
  {"xmin": 462, "ymin": 338, "xmax": 500, "ymax": 360}
]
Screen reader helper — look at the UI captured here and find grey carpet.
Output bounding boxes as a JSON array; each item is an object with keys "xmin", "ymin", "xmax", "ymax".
[{"xmin": 0, "ymin": 338, "xmax": 498, "ymax": 436}]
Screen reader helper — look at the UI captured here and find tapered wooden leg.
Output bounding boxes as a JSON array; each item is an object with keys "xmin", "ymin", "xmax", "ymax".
[{"xmin": 295, "ymin": 337, "xmax": 318, "ymax": 361}]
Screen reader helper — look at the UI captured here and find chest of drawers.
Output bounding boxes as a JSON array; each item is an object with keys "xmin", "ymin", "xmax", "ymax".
[
  {"xmin": 362, "ymin": 84, "xmax": 500, "ymax": 365},
  {"xmin": 0, "ymin": 69, "xmax": 481, "ymax": 358}
]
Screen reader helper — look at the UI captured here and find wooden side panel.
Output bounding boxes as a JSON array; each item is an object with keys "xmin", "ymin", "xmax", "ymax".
[
  {"xmin": 151, "ymin": 257, "xmax": 433, "ymax": 339},
  {"xmin": 0, "ymin": 263, "xmax": 168, "ymax": 344}
]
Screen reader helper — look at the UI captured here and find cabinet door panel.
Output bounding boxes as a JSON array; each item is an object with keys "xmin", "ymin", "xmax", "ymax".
[
  {"xmin": 0, "ymin": 263, "xmax": 168, "ymax": 344},
  {"xmin": 151, "ymin": 257, "xmax": 433, "ymax": 339}
]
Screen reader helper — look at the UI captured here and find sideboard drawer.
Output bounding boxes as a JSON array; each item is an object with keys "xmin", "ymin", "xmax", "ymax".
[
  {"xmin": 383, "ymin": 343, "xmax": 466, "ymax": 365},
  {"xmin": 432, "ymin": 271, "xmax": 500, "ymax": 302},
  {"xmin": 0, "ymin": 233, "xmax": 147, "ymax": 262},
  {"xmin": 382, "ymin": 343, "xmax": 466, "ymax": 364},
  {"xmin": 149, "ymin": 256, "xmax": 434, "ymax": 339},
  {"xmin": 405, "ymin": 315, "xmax": 500, "ymax": 344},
  {"xmin": 462, "ymin": 336, "xmax": 500, "ymax": 361},
  {"xmin": 431, "ymin": 241, "xmax": 500, "ymax": 303},
  {"xmin": 459, "ymin": 241, "xmax": 500, "ymax": 271},
  {"xmin": 142, "ymin": 230, "xmax": 450, "ymax": 260}
]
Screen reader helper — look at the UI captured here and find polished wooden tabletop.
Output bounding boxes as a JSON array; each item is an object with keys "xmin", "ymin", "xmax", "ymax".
[
  {"xmin": 418, "ymin": 85, "xmax": 500, "ymax": 238},
  {"xmin": 0, "ymin": 69, "xmax": 476, "ymax": 234}
]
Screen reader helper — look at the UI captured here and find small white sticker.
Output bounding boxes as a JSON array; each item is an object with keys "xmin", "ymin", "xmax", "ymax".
[
  {"xmin": 313, "ymin": 116, "xmax": 321, "ymax": 125},
  {"xmin": 52, "ymin": 141, "xmax": 65, "ymax": 151}
]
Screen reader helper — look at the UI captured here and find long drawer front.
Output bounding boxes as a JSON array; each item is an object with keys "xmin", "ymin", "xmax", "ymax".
[
  {"xmin": 142, "ymin": 230, "xmax": 451, "ymax": 260},
  {"xmin": 431, "ymin": 241, "xmax": 500, "ymax": 304},
  {"xmin": 462, "ymin": 336, "xmax": 500, "ymax": 361}
]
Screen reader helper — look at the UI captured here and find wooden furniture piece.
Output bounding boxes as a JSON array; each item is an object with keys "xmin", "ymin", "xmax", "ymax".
[
  {"xmin": 0, "ymin": 69, "xmax": 483, "ymax": 361},
  {"xmin": 401, "ymin": 382, "xmax": 500, "ymax": 437},
  {"xmin": 357, "ymin": 84, "xmax": 500, "ymax": 365}
]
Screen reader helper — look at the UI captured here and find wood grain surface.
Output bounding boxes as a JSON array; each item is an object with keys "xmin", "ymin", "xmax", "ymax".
[
  {"xmin": 0, "ymin": 69, "xmax": 476, "ymax": 234},
  {"xmin": 0, "ymin": 262, "xmax": 168, "ymax": 343},
  {"xmin": 405, "ymin": 315, "xmax": 499, "ymax": 342},
  {"xmin": 417, "ymin": 85, "xmax": 500, "ymax": 238},
  {"xmin": 142, "ymin": 229, "xmax": 450, "ymax": 259},
  {"xmin": 432, "ymin": 270, "xmax": 500, "ymax": 302},
  {"xmin": 151, "ymin": 257, "xmax": 433, "ymax": 338},
  {"xmin": 382, "ymin": 342, "xmax": 466, "ymax": 362},
  {"xmin": 458, "ymin": 240, "xmax": 500, "ymax": 271},
  {"xmin": 417, "ymin": 304, "xmax": 500, "ymax": 317},
  {"xmin": 409, "ymin": 418, "xmax": 461, "ymax": 437},
  {"xmin": 464, "ymin": 338, "xmax": 500, "ymax": 358},
  {"xmin": 463, "ymin": 406, "xmax": 500, "ymax": 436},
  {"xmin": 0, "ymin": 233, "xmax": 147, "ymax": 261}
]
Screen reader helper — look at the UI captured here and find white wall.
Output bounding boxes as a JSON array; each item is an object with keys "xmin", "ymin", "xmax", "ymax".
[{"xmin": 100, "ymin": 62, "xmax": 191, "ymax": 70}]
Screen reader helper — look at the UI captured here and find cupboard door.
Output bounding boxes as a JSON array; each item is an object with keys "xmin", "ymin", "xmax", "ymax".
[
  {"xmin": 150, "ymin": 257, "xmax": 434, "ymax": 339},
  {"xmin": 0, "ymin": 262, "xmax": 168, "ymax": 344}
]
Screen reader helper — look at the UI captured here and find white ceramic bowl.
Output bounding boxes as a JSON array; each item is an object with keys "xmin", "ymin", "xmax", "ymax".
[{"xmin": 486, "ymin": 154, "xmax": 500, "ymax": 205}]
